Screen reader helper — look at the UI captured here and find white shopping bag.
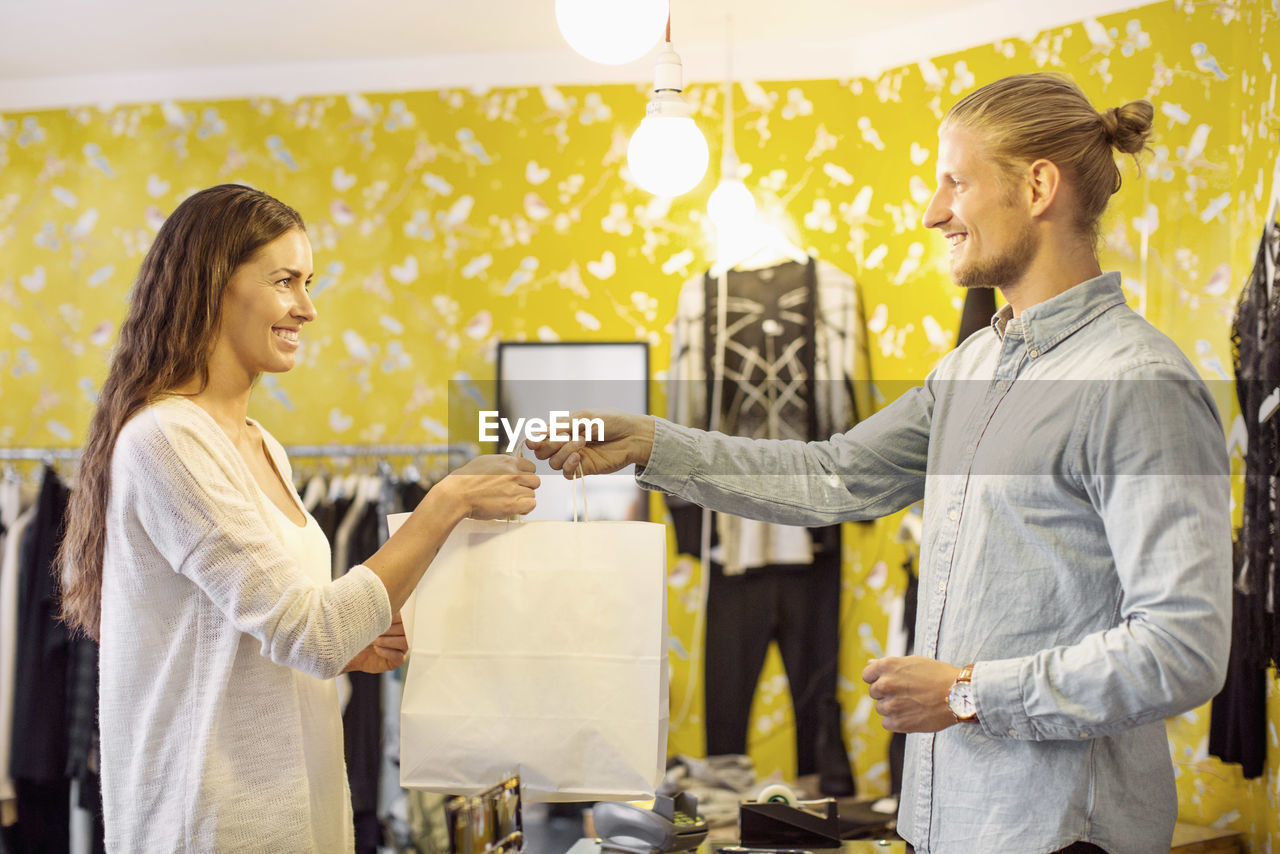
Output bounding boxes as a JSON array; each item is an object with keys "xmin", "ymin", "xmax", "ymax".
[{"xmin": 388, "ymin": 514, "xmax": 669, "ymax": 802}]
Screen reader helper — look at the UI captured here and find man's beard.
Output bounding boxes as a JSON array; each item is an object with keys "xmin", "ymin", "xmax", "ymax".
[{"xmin": 952, "ymin": 218, "xmax": 1039, "ymax": 290}]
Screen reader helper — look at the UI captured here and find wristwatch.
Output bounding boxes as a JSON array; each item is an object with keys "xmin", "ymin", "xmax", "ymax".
[{"xmin": 947, "ymin": 664, "xmax": 977, "ymax": 723}]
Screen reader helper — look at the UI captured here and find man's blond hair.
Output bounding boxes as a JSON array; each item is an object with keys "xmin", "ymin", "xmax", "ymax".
[{"xmin": 942, "ymin": 72, "xmax": 1154, "ymax": 245}]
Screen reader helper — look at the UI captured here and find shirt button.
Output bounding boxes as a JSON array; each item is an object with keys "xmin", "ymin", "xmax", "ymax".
[
  {"xmin": 1008, "ymin": 728, "xmax": 1017, "ymax": 737},
  {"xmin": 937, "ymin": 580, "xmax": 946, "ymax": 593},
  {"xmin": 1030, "ymin": 349, "xmax": 1040, "ymax": 358},
  {"xmin": 948, "ymin": 509, "xmax": 959, "ymax": 521}
]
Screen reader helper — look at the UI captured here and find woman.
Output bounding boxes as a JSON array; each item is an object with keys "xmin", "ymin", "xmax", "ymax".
[{"xmin": 57, "ymin": 184, "xmax": 538, "ymax": 851}]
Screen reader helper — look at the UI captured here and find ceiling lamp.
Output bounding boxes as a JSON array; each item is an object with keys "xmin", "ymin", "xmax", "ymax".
[
  {"xmin": 555, "ymin": 0, "xmax": 669, "ymax": 65},
  {"xmin": 707, "ymin": 171, "xmax": 756, "ymax": 233},
  {"xmin": 626, "ymin": 34, "xmax": 709, "ymax": 198},
  {"xmin": 706, "ymin": 73, "xmax": 755, "ymax": 233}
]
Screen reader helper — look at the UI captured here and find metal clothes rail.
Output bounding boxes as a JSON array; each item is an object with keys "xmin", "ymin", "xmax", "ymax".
[
  {"xmin": 0, "ymin": 448, "xmax": 81, "ymax": 461},
  {"xmin": 0, "ymin": 443, "xmax": 475, "ymax": 461},
  {"xmin": 279, "ymin": 443, "xmax": 473, "ymax": 459}
]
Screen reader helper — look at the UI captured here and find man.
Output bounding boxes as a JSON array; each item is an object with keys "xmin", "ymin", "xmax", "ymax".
[{"xmin": 529, "ymin": 73, "xmax": 1230, "ymax": 854}]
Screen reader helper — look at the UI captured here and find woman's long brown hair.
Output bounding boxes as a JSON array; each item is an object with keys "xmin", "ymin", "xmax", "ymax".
[{"xmin": 57, "ymin": 184, "xmax": 305, "ymax": 640}]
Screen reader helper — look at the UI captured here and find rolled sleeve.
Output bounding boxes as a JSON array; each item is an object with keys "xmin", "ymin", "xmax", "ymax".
[
  {"xmin": 973, "ymin": 658, "xmax": 1032, "ymax": 739},
  {"xmin": 635, "ymin": 417, "xmax": 699, "ymax": 495}
]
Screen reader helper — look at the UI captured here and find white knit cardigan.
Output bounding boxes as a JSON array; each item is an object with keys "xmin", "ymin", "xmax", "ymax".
[{"xmin": 99, "ymin": 397, "xmax": 391, "ymax": 852}]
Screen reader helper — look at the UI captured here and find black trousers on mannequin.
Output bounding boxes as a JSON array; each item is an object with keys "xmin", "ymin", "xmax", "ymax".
[
  {"xmin": 704, "ymin": 548, "xmax": 854, "ymax": 794},
  {"xmin": 12, "ymin": 780, "xmax": 69, "ymax": 853}
]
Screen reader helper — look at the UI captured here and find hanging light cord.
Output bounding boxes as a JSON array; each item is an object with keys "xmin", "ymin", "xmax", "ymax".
[
  {"xmin": 670, "ymin": 8, "xmax": 733, "ymax": 737},
  {"xmin": 721, "ymin": 15, "xmax": 736, "ymax": 180}
]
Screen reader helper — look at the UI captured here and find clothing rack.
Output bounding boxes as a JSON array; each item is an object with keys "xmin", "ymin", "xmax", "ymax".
[
  {"xmin": 0, "ymin": 447, "xmax": 81, "ymax": 461},
  {"xmin": 281, "ymin": 443, "xmax": 473, "ymax": 459},
  {"xmin": 0, "ymin": 443, "xmax": 474, "ymax": 461}
]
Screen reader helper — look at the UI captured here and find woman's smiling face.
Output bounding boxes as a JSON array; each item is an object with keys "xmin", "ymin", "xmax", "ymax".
[{"xmin": 213, "ymin": 228, "xmax": 317, "ymax": 380}]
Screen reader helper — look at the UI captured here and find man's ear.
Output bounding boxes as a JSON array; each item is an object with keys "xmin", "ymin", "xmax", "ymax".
[{"xmin": 1027, "ymin": 158, "xmax": 1061, "ymax": 216}]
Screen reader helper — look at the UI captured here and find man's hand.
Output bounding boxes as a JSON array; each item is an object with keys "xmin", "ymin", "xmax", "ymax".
[
  {"xmin": 862, "ymin": 655, "xmax": 964, "ymax": 733},
  {"xmin": 343, "ymin": 612, "xmax": 409, "ymax": 675},
  {"xmin": 525, "ymin": 409, "xmax": 656, "ymax": 479}
]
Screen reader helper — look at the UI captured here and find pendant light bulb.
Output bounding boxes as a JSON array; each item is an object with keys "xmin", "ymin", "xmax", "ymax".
[
  {"xmin": 708, "ymin": 29, "xmax": 754, "ymax": 236},
  {"xmin": 626, "ymin": 44, "xmax": 710, "ymax": 198},
  {"xmin": 555, "ymin": 0, "xmax": 669, "ymax": 65},
  {"xmin": 707, "ymin": 174, "xmax": 756, "ymax": 232}
]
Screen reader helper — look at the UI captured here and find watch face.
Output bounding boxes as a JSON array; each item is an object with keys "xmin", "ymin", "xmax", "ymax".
[{"xmin": 948, "ymin": 683, "xmax": 977, "ymax": 720}]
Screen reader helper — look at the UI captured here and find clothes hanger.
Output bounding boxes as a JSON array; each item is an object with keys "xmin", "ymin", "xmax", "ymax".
[
  {"xmin": 326, "ymin": 462, "xmax": 352, "ymax": 503},
  {"xmin": 302, "ymin": 472, "xmax": 327, "ymax": 511}
]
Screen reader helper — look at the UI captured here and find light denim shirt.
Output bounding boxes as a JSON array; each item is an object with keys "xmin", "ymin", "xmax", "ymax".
[{"xmin": 638, "ymin": 273, "xmax": 1230, "ymax": 854}]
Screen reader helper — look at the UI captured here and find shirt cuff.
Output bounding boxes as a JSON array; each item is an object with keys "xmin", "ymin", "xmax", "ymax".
[
  {"xmin": 635, "ymin": 417, "xmax": 698, "ymax": 495},
  {"xmin": 973, "ymin": 658, "xmax": 1031, "ymax": 739}
]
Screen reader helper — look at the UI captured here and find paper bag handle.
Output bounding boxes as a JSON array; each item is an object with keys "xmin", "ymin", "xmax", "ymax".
[
  {"xmin": 571, "ymin": 462, "xmax": 589, "ymax": 523},
  {"xmin": 511, "ymin": 444, "xmax": 590, "ymax": 522}
]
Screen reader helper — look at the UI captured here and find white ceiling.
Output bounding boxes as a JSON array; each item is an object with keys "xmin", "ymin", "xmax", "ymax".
[{"xmin": 0, "ymin": 0, "xmax": 1151, "ymax": 111}]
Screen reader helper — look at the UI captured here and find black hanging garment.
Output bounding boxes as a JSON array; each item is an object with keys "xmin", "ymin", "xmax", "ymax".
[
  {"xmin": 10, "ymin": 468, "xmax": 72, "ymax": 854},
  {"xmin": 667, "ymin": 258, "xmax": 870, "ymax": 796},
  {"xmin": 336, "ymin": 491, "xmax": 386, "ymax": 854},
  {"xmin": 1229, "ymin": 228, "xmax": 1280, "ymax": 666},
  {"xmin": 66, "ymin": 612, "xmax": 106, "ymax": 854},
  {"xmin": 1211, "ymin": 223, "xmax": 1280, "ymax": 777},
  {"xmin": 1208, "ymin": 543, "xmax": 1266, "ymax": 778},
  {"xmin": 956, "ymin": 287, "xmax": 997, "ymax": 346}
]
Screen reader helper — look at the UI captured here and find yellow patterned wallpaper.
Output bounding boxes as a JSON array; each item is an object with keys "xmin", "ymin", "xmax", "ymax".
[{"xmin": 2, "ymin": 0, "xmax": 1278, "ymax": 846}]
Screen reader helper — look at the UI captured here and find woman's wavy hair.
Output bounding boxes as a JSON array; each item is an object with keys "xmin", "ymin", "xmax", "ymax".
[
  {"xmin": 58, "ymin": 184, "xmax": 304, "ymax": 640},
  {"xmin": 942, "ymin": 72, "xmax": 1154, "ymax": 247}
]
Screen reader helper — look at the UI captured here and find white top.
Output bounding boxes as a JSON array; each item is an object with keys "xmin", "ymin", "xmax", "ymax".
[
  {"xmin": 0, "ymin": 488, "xmax": 35, "ymax": 804},
  {"xmin": 100, "ymin": 396, "xmax": 391, "ymax": 852}
]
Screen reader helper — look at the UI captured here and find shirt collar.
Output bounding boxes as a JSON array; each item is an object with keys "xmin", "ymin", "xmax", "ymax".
[{"xmin": 990, "ymin": 272, "xmax": 1127, "ymax": 356}]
